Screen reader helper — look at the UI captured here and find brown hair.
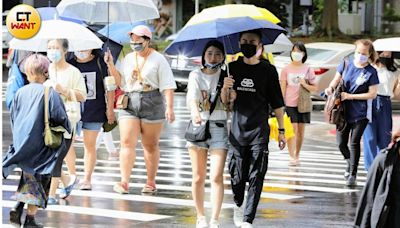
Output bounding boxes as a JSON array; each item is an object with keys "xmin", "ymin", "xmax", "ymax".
[{"xmin": 354, "ymin": 39, "xmax": 377, "ymax": 63}]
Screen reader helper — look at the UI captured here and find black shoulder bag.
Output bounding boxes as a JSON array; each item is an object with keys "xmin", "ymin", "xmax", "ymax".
[{"xmin": 185, "ymin": 70, "xmax": 226, "ymax": 142}]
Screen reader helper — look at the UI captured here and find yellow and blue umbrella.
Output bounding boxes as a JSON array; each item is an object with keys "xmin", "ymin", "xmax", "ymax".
[
  {"xmin": 164, "ymin": 17, "xmax": 285, "ymax": 57},
  {"xmin": 186, "ymin": 4, "xmax": 281, "ymax": 26}
]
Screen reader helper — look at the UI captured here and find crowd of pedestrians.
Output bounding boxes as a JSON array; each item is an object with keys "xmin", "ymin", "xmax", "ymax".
[{"xmin": 3, "ymin": 23, "xmax": 400, "ymax": 228}]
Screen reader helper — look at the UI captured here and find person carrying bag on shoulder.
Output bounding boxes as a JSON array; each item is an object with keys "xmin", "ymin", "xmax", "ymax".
[{"xmin": 324, "ymin": 39, "xmax": 379, "ymax": 186}]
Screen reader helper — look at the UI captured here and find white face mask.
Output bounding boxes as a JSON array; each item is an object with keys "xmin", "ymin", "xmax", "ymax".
[
  {"xmin": 47, "ymin": 49, "xmax": 62, "ymax": 63},
  {"xmin": 74, "ymin": 51, "xmax": 90, "ymax": 60},
  {"xmin": 291, "ymin": 52, "xmax": 304, "ymax": 62}
]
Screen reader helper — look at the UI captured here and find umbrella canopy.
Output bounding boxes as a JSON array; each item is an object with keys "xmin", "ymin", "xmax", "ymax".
[
  {"xmin": 98, "ymin": 21, "xmax": 154, "ymax": 44},
  {"xmin": 373, "ymin": 37, "xmax": 400, "ymax": 52},
  {"xmin": 186, "ymin": 4, "xmax": 281, "ymax": 26},
  {"xmin": 164, "ymin": 17, "xmax": 285, "ymax": 57},
  {"xmin": 263, "ymin": 34, "xmax": 292, "ymax": 53},
  {"xmin": 9, "ymin": 20, "xmax": 103, "ymax": 52},
  {"xmin": 56, "ymin": 0, "xmax": 160, "ymax": 24},
  {"xmin": 36, "ymin": 7, "xmax": 85, "ymax": 25}
]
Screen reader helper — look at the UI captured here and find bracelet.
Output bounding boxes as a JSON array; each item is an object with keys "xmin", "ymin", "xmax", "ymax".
[{"xmin": 278, "ymin": 128, "xmax": 285, "ymax": 134}]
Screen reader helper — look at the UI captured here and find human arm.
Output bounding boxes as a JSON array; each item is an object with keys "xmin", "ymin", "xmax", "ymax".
[
  {"xmin": 341, "ymin": 85, "xmax": 378, "ymax": 101},
  {"xmin": 164, "ymin": 89, "xmax": 175, "ymax": 123},
  {"xmin": 104, "ymin": 50, "xmax": 123, "ymax": 87},
  {"xmin": 274, "ymin": 107, "xmax": 286, "ymax": 150}
]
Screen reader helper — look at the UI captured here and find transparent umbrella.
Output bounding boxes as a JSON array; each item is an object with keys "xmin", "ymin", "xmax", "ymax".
[{"xmin": 9, "ymin": 20, "xmax": 103, "ymax": 52}]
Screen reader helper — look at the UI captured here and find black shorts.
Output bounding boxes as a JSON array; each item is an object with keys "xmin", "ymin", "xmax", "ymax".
[{"xmin": 285, "ymin": 107, "xmax": 311, "ymax": 124}]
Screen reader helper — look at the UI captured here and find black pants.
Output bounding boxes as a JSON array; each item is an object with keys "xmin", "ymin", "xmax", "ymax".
[
  {"xmin": 228, "ymin": 143, "xmax": 269, "ymax": 224},
  {"xmin": 336, "ymin": 119, "xmax": 368, "ymax": 176},
  {"xmin": 51, "ymin": 137, "xmax": 73, "ymax": 177}
]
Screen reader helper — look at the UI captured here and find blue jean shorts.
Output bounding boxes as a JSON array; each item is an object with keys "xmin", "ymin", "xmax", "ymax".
[
  {"xmin": 118, "ymin": 90, "xmax": 165, "ymax": 123},
  {"xmin": 82, "ymin": 121, "xmax": 103, "ymax": 131},
  {"xmin": 187, "ymin": 120, "xmax": 229, "ymax": 151}
]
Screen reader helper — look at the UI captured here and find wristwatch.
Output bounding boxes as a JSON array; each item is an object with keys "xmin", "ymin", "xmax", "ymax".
[{"xmin": 278, "ymin": 128, "xmax": 285, "ymax": 134}]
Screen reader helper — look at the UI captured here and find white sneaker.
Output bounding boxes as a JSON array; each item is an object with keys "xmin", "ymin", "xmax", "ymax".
[
  {"xmin": 233, "ymin": 205, "xmax": 244, "ymax": 227},
  {"xmin": 196, "ymin": 216, "xmax": 208, "ymax": 228},
  {"xmin": 209, "ymin": 219, "xmax": 219, "ymax": 228},
  {"xmin": 241, "ymin": 222, "xmax": 253, "ymax": 228}
]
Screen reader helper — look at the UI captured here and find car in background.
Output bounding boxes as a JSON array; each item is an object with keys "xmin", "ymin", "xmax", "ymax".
[
  {"xmin": 274, "ymin": 42, "xmax": 356, "ymax": 100},
  {"xmin": 164, "ymin": 54, "xmax": 202, "ymax": 92}
]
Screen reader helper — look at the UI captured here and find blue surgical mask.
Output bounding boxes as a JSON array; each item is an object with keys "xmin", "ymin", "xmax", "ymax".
[
  {"xmin": 130, "ymin": 43, "xmax": 144, "ymax": 52},
  {"xmin": 354, "ymin": 52, "xmax": 369, "ymax": 64},
  {"xmin": 74, "ymin": 51, "xmax": 90, "ymax": 60},
  {"xmin": 204, "ymin": 62, "xmax": 222, "ymax": 70},
  {"xmin": 47, "ymin": 49, "xmax": 62, "ymax": 63}
]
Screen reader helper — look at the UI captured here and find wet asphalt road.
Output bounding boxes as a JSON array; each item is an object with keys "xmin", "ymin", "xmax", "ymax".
[{"xmin": 2, "ymin": 67, "xmax": 400, "ymax": 227}]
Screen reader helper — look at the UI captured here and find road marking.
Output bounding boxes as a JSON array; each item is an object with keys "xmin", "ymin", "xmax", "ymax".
[{"xmin": 2, "ymin": 200, "xmax": 171, "ymax": 222}]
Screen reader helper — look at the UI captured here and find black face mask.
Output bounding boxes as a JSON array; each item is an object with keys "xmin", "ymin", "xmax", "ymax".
[
  {"xmin": 240, "ymin": 44, "xmax": 257, "ymax": 58},
  {"xmin": 379, "ymin": 57, "xmax": 391, "ymax": 66}
]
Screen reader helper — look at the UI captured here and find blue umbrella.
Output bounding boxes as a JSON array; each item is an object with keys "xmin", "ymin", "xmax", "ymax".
[
  {"xmin": 164, "ymin": 17, "xmax": 285, "ymax": 57},
  {"xmin": 36, "ymin": 7, "xmax": 85, "ymax": 25},
  {"xmin": 98, "ymin": 21, "xmax": 154, "ymax": 44}
]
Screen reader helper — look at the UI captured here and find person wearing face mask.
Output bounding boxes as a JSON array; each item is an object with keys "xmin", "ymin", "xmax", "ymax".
[
  {"xmin": 44, "ymin": 39, "xmax": 87, "ymax": 204},
  {"xmin": 221, "ymin": 29, "xmax": 286, "ymax": 228},
  {"xmin": 185, "ymin": 40, "xmax": 228, "ymax": 228},
  {"xmin": 67, "ymin": 49, "xmax": 116, "ymax": 190},
  {"xmin": 362, "ymin": 51, "xmax": 400, "ymax": 171},
  {"xmin": 104, "ymin": 25, "xmax": 176, "ymax": 194},
  {"xmin": 3, "ymin": 54, "xmax": 70, "ymax": 227},
  {"xmin": 280, "ymin": 42, "xmax": 317, "ymax": 166},
  {"xmin": 325, "ymin": 39, "xmax": 379, "ymax": 186}
]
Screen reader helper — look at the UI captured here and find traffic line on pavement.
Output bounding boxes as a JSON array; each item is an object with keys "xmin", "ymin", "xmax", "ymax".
[
  {"xmin": 3, "ymin": 177, "xmax": 302, "ymax": 201},
  {"xmin": 1, "ymin": 184, "xmax": 235, "ymax": 209},
  {"xmin": 2, "ymin": 200, "xmax": 171, "ymax": 222}
]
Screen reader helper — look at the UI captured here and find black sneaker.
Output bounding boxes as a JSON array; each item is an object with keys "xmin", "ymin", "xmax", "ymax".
[
  {"xmin": 23, "ymin": 215, "xmax": 44, "ymax": 228},
  {"xmin": 346, "ymin": 175, "xmax": 357, "ymax": 186}
]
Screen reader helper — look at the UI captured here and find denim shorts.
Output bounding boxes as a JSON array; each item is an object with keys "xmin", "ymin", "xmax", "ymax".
[
  {"xmin": 82, "ymin": 121, "xmax": 103, "ymax": 131},
  {"xmin": 286, "ymin": 106, "xmax": 311, "ymax": 123},
  {"xmin": 119, "ymin": 90, "xmax": 165, "ymax": 123},
  {"xmin": 187, "ymin": 120, "xmax": 229, "ymax": 150}
]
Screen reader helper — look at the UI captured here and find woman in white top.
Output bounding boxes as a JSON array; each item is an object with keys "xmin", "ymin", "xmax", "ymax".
[
  {"xmin": 186, "ymin": 40, "xmax": 228, "ymax": 228},
  {"xmin": 105, "ymin": 25, "xmax": 176, "ymax": 194},
  {"xmin": 45, "ymin": 39, "xmax": 87, "ymax": 204},
  {"xmin": 363, "ymin": 51, "xmax": 400, "ymax": 170}
]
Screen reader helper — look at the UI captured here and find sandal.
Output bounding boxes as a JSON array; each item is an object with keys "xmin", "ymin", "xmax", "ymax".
[
  {"xmin": 141, "ymin": 184, "xmax": 157, "ymax": 194},
  {"xmin": 79, "ymin": 183, "xmax": 92, "ymax": 191},
  {"xmin": 113, "ymin": 182, "xmax": 129, "ymax": 194}
]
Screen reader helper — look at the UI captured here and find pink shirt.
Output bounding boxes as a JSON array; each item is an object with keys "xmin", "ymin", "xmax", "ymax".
[{"xmin": 280, "ymin": 64, "xmax": 316, "ymax": 107}]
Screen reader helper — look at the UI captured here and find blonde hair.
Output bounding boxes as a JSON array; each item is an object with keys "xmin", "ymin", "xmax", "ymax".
[
  {"xmin": 24, "ymin": 54, "xmax": 50, "ymax": 82},
  {"xmin": 354, "ymin": 39, "xmax": 377, "ymax": 63}
]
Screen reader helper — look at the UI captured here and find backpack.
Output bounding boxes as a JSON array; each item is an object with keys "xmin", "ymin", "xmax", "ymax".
[{"xmin": 324, "ymin": 59, "xmax": 348, "ymax": 131}]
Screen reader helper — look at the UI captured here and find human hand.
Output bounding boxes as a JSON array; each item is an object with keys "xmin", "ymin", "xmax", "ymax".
[
  {"xmin": 278, "ymin": 133, "xmax": 286, "ymax": 150},
  {"xmin": 106, "ymin": 108, "xmax": 116, "ymax": 124},
  {"xmin": 341, "ymin": 92, "xmax": 351, "ymax": 101},
  {"xmin": 104, "ymin": 50, "xmax": 114, "ymax": 66},
  {"xmin": 325, "ymin": 87, "xmax": 333, "ymax": 96},
  {"xmin": 165, "ymin": 107, "xmax": 175, "ymax": 123},
  {"xmin": 223, "ymin": 75, "xmax": 234, "ymax": 90}
]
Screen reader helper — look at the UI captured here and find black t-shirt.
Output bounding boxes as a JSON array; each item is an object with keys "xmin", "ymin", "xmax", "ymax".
[
  {"xmin": 69, "ymin": 56, "xmax": 108, "ymax": 122},
  {"xmin": 228, "ymin": 58, "xmax": 285, "ymax": 146}
]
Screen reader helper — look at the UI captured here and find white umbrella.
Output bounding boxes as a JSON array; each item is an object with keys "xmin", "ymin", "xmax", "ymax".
[
  {"xmin": 56, "ymin": 0, "xmax": 160, "ymax": 24},
  {"xmin": 9, "ymin": 20, "xmax": 103, "ymax": 52},
  {"xmin": 263, "ymin": 34, "xmax": 292, "ymax": 53},
  {"xmin": 373, "ymin": 37, "xmax": 400, "ymax": 52}
]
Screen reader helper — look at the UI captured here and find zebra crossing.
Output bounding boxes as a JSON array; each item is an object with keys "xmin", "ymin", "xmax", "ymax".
[{"xmin": 2, "ymin": 103, "xmax": 368, "ymax": 227}]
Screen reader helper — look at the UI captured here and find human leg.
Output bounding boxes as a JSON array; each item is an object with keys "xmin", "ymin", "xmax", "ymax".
[
  {"xmin": 188, "ymin": 146, "xmax": 208, "ymax": 219},
  {"xmin": 140, "ymin": 121, "xmax": 163, "ymax": 191}
]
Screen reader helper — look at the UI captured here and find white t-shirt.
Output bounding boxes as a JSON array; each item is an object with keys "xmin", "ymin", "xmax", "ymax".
[
  {"xmin": 186, "ymin": 68, "xmax": 227, "ymax": 121},
  {"xmin": 376, "ymin": 67, "xmax": 399, "ymax": 97},
  {"xmin": 45, "ymin": 64, "xmax": 87, "ymax": 102},
  {"xmin": 44, "ymin": 64, "xmax": 87, "ymax": 139},
  {"xmin": 118, "ymin": 51, "xmax": 176, "ymax": 92}
]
